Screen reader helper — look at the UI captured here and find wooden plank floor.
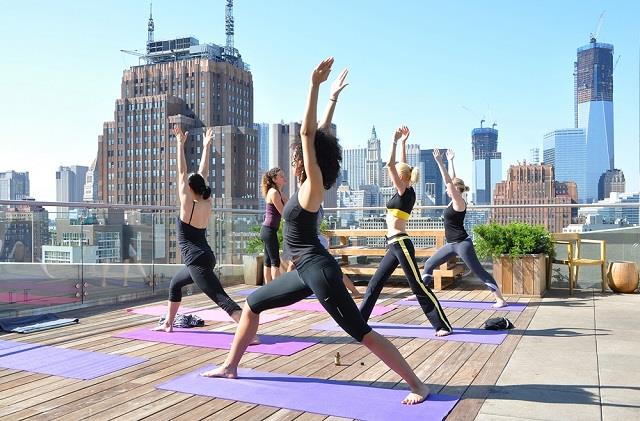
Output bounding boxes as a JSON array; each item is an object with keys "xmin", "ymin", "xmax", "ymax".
[{"xmin": 0, "ymin": 282, "xmax": 537, "ymax": 421}]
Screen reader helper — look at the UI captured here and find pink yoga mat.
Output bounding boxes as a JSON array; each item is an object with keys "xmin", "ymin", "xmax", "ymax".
[
  {"xmin": 282, "ymin": 301, "xmax": 396, "ymax": 316},
  {"xmin": 126, "ymin": 305, "xmax": 287, "ymax": 324},
  {"xmin": 116, "ymin": 328, "xmax": 317, "ymax": 356},
  {"xmin": 158, "ymin": 365, "xmax": 459, "ymax": 421}
]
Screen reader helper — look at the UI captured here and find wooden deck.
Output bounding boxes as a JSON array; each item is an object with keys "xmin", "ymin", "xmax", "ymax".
[{"xmin": 0, "ymin": 283, "xmax": 538, "ymax": 421}]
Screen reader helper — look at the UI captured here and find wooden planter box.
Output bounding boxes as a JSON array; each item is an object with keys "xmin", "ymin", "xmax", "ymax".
[
  {"xmin": 492, "ymin": 254, "xmax": 548, "ymax": 297},
  {"xmin": 242, "ymin": 254, "xmax": 264, "ymax": 286}
]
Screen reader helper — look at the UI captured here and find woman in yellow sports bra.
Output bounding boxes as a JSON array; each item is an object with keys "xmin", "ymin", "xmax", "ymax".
[{"xmin": 359, "ymin": 126, "xmax": 452, "ymax": 336}]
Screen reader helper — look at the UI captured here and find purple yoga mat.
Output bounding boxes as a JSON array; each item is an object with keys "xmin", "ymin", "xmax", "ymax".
[
  {"xmin": 158, "ymin": 364, "xmax": 459, "ymax": 421},
  {"xmin": 282, "ymin": 300, "xmax": 396, "ymax": 316},
  {"xmin": 0, "ymin": 339, "xmax": 146, "ymax": 379},
  {"xmin": 396, "ymin": 299, "xmax": 527, "ymax": 312},
  {"xmin": 116, "ymin": 328, "xmax": 316, "ymax": 356},
  {"xmin": 312, "ymin": 320, "xmax": 507, "ymax": 345},
  {"xmin": 126, "ymin": 305, "xmax": 287, "ymax": 324}
]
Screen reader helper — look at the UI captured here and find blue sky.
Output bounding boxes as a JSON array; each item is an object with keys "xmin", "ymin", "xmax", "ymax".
[{"xmin": 1, "ymin": 0, "xmax": 638, "ymax": 202}]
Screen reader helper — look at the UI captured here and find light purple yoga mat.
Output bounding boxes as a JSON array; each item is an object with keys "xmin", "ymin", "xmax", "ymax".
[
  {"xmin": 236, "ymin": 288, "xmax": 317, "ymax": 299},
  {"xmin": 282, "ymin": 300, "xmax": 396, "ymax": 316},
  {"xmin": 312, "ymin": 320, "xmax": 507, "ymax": 345},
  {"xmin": 126, "ymin": 305, "xmax": 287, "ymax": 324},
  {"xmin": 157, "ymin": 364, "xmax": 459, "ymax": 421},
  {"xmin": 0, "ymin": 339, "xmax": 146, "ymax": 379},
  {"xmin": 116, "ymin": 328, "xmax": 316, "ymax": 356},
  {"xmin": 396, "ymin": 299, "xmax": 527, "ymax": 312}
]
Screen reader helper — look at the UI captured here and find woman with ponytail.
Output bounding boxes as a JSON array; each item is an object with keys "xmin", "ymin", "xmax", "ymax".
[
  {"xmin": 358, "ymin": 126, "xmax": 452, "ymax": 337},
  {"xmin": 422, "ymin": 149, "xmax": 506, "ymax": 307},
  {"xmin": 260, "ymin": 167, "xmax": 287, "ymax": 283},
  {"xmin": 153, "ymin": 125, "xmax": 247, "ymax": 333}
]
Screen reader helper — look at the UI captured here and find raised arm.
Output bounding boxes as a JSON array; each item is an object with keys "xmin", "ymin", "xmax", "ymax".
[
  {"xmin": 299, "ymin": 57, "xmax": 334, "ymax": 209},
  {"xmin": 433, "ymin": 148, "xmax": 465, "ymax": 210},
  {"xmin": 319, "ymin": 68, "xmax": 349, "ymax": 131},
  {"xmin": 399, "ymin": 127, "xmax": 410, "ymax": 164},
  {"xmin": 174, "ymin": 125, "xmax": 190, "ymax": 201},
  {"xmin": 387, "ymin": 126, "xmax": 410, "ymax": 195},
  {"xmin": 198, "ymin": 127, "xmax": 214, "ymax": 179},
  {"xmin": 446, "ymin": 149, "xmax": 456, "ymax": 179}
]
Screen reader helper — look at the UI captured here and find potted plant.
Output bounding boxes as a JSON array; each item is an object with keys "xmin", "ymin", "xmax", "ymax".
[
  {"xmin": 473, "ymin": 222, "xmax": 555, "ymax": 297},
  {"xmin": 243, "ymin": 225, "xmax": 265, "ymax": 286}
]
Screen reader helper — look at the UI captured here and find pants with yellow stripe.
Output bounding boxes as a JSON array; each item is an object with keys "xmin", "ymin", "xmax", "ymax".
[{"xmin": 359, "ymin": 233, "xmax": 453, "ymax": 333}]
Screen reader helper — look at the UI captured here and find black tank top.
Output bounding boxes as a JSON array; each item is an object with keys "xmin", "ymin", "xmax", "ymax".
[
  {"xmin": 283, "ymin": 191, "xmax": 331, "ymax": 270},
  {"xmin": 386, "ymin": 186, "xmax": 415, "ymax": 221},
  {"xmin": 176, "ymin": 201, "xmax": 213, "ymax": 265},
  {"xmin": 443, "ymin": 203, "xmax": 468, "ymax": 243}
]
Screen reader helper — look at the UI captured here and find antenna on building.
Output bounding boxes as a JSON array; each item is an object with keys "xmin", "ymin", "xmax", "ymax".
[
  {"xmin": 480, "ymin": 119, "xmax": 485, "ymax": 128},
  {"xmin": 492, "ymin": 122, "xmax": 497, "ymax": 130},
  {"xmin": 590, "ymin": 10, "xmax": 606, "ymax": 43},
  {"xmin": 224, "ymin": 0, "xmax": 237, "ymax": 58},
  {"xmin": 147, "ymin": 1, "xmax": 154, "ymax": 53}
]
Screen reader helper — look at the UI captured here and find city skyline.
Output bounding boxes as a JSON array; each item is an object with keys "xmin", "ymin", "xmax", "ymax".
[{"xmin": 1, "ymin": 1, "xmax": 639, "ymax": 202}]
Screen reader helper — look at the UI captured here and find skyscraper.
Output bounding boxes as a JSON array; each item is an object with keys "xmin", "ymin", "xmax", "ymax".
[
  {"xmin": 471, "ymin": 125, "xmax": 502, "ymax": 204},
  {"xmin": 575, "ymin": 37, "xmax": 614, "ymax": 202},
  {"xmin": 342, "ymin": 147, "xmax": 367, "ymax": 190},
  {"xmin": 598, "ymin": 169, "xmax": 625, "ymax": 200},
  {"xmin": 97, "ymin": 11, "xmax": 257, "ymax": 210},
  {"xmin": 0, "ymin": 171, "xmax": 29, "ymax": 201},
  {"xmin": 83, "ymin": 158, "xmax": 98, "ymax": 202},
  {"xmin": 254, "ymin": 122, "xmax": 269, "ymax": 177},
  {"xmin": 365, "ymin": 126, "xmax": 382, "ymax": 187},
  {"xmin": 492, "ymin": 163, "xmax": 576, "ymax": 233},
  {"xmin": 543, "ymin": 128, "xmax": 586, "ymax": 203},
  {"xmin": 419, "ymin": 149, "xmax": 448, "ymax": 207},
  {"xmin": 270, "ymin": 122, "xmax": 291, "ymax": 184},
  {"xmin": 56, "ymin": 166, "xmax": 88, "ymax": 203}
]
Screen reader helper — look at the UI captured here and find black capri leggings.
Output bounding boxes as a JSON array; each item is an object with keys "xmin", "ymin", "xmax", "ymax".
[
  {"xmin": 247, "ymin": 254, "xmax": 373, "ymax": 342},
  {"xmin": 359, "ymin": 233, "xmax": 452, "ymax": 332},
  {"xmin": 168, "ymin": 253, "xmax": 241, "ymax": 316},
  {"xmin": 421, "ymin": 237, "xmax": 498, "ymax": 292},
  {"xmin": 260, "ymin": 225, "xmax": 280, "ymax": 267}
]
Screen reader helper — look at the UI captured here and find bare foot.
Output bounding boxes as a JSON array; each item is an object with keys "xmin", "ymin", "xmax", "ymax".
[
  {"xmin": 406, "ymin": 294, "xmax": 417, "ymax": 300},
  {"xmin": 151, "ymin": 323, "xmax": 173, "ymax": 333},
  {"xmin": 250, "ymin": 336, "xmax": 261, "ymax": 345},
  {"xmin": 435, "ymin": 329, "xmax": 451, "ymax": 337},
  {"xmin": 492, "ymin": 299, "xmax": 507, "ymax": 308},
  {"xmin": 201, "ymin": 365, "xmax": 237, "ymax": 378},
  {"xmin": 403, "ymin": 383, "xmax": 430, "ymax": 405}
]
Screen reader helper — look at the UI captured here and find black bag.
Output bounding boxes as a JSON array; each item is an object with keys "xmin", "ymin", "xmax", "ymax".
[{"xmin": 484, "ymin": 317, "xmax": 514, "ymax": 330}]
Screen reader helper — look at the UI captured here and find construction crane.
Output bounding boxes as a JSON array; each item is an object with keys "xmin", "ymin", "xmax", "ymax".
[
  {"xmin": 120, "ymin": 49, "xmax": 146, "ymax": 65},
  {"xmin": 613, "ymin": 54, "xmax": 622, "ymax": 73},
  {"xmin": 224, "ymin": 0, "xmax": 238, "ymax": 59},
  {"xmin": 590, "ymin": 10, "xmax": 606, "ymax": 43}
]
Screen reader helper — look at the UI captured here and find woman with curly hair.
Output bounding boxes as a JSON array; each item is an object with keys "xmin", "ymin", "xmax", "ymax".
[
  {"xmin": 358, "ymin": 126, "xmax": 452, "ymax": 337},
  {"xmin": 260, "ymin": 167, "xmax": 287, "ymax": 283},
  {"xmin": 422, "ymin": 149, "xmax": 506, "ymax": 308},
  {"xmin": 202, "ymin": 58, "xmax": 430, "ymax": 405}
]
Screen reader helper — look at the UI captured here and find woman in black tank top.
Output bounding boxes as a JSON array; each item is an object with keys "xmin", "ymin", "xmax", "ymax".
[
  {"xmin": 420, "ymin": 149, "xmax": 506, "ymax": 308},
  {"xmin": 202, "ymin": 58, "xmax": 430, "ymax": 405},
  {"xmin": 153, "ymin": 125, "xmax": 243, "ymax": 333}
]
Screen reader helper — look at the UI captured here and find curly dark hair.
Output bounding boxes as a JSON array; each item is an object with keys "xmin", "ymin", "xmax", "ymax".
[
  {"xmin": 291, "ymin": 129, "xmax": 342, "ymax": 190},
  {"xmin": 261, "ymin": 167, "xmax": 282, "ymax": 198}
]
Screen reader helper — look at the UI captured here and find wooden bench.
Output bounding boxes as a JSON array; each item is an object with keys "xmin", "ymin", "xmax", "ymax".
[{"xmin": 325, "ymin": 229, "xmax": 465, "ymax": 290}]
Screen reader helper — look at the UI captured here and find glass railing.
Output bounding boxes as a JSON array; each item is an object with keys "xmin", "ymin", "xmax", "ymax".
[{"xmin": 1, "ymin": 199, "xmax": 638, "ymax": 317}]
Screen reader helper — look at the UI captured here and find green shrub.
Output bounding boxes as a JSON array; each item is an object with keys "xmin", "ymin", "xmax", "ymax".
[
  {"xmin": 246, "ymin": 221, "xmax": 284, "ymax": 254},
  {"xmin": 473, "ymin": 222, "xmax": 555, "ymax": 260}
]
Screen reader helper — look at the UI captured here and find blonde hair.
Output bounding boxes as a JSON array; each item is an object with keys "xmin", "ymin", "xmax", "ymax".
[
  {"xmin": 395, "ymin": 163, "xmax": 419, "ymax": 184},
  {"xmin": 452, "ymin": 177, "xmax": 470, "ymax": 193}
]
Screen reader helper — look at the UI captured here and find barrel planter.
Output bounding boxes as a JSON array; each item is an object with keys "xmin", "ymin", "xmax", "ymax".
[
  {"xmin": 607, "ymin": 261, "xmax": 639, "ymax": 293},
  {"xmin": 492, "ymin": 254, "xmax": 548, "ymax": 297}
]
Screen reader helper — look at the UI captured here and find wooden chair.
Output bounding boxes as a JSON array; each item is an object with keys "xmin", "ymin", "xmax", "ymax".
[{"xmin": 551, "ymin": 233, "xmax": 607, "ymax": 294}]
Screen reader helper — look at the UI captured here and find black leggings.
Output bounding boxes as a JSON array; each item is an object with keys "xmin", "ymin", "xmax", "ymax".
[
  {"xmin": 247, "ymin": 255, "xmax": 372, "ymax": 342},
  {"xmin": 421, "ymin": 237, "xmax": 498, "ymax": 292},
  {"xmin": 360, "ymin": 234, "xmax": 452, "ymax": 332},
  {"xmin": 260, "ymin": 225, "xmax": 280, "ymax": 267},
  {"xmin": 168, "ymin": 253, "xmax": 241, "ymax": 316}
]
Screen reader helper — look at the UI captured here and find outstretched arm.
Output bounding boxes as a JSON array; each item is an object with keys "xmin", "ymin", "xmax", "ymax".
[
  {"xmin": 319, "ymin": 68, "xmax": 349, "ymax": 131},
  {"xmin": 446, "ymin": 149, "xmax": 456, "ymax": 179},
  {"xmin": 387, "ymin": 126, "xmax": 410, "ymax": 195},
  {"xmin": 399, "ymin": 127, "xmax": 410, "ymax": 164},
  {"xmin": 434, "ymin": 148, "xmax": 465, "ymax": 210},
  {"xmin": 299, "ymin": 57, "xmax": 334, "ymax": 208},
  {"xmin": 174, "ymin": 125, "xmax": 190, "ymax": 201},
  {"xmin": 198, "ymin": 128, "xmax": 214, "ymax": 179}
]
